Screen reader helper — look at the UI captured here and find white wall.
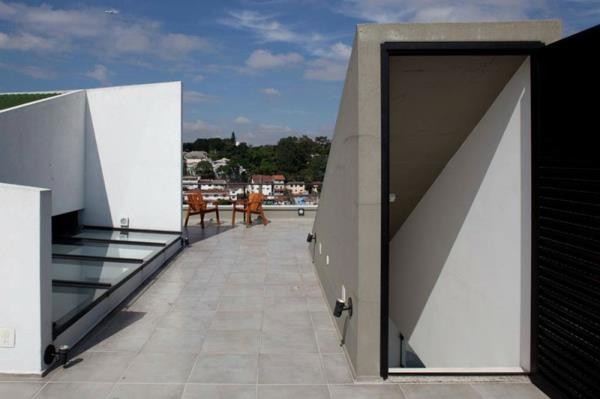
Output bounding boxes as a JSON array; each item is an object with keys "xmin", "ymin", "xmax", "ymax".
[
  {"xmin": 389, "ymin": 60, "xmax": 531, "ymax": 369},
  {"xmin": 0, "ymin": 91, "xmax": 86, "ymax": 216},
  {"xmin": 0, "ymin": 183, "xmax": 52, "ymax": 374},
  {"xmin": 83, "ymin": 82, "xmax": 182, "ymax": 231}
]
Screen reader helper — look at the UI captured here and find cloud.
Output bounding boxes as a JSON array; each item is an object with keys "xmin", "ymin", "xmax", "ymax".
[
  {"xmin": 183, "ymin": 119, "xmax": 221, "ymax": 134},
  {"xmin": 0, "ymin": 62, "xmax": 55, "ymax": 79},
  {"xmin": 304, "ymin": 59, "xmax": 347, "ymax": 81},
  {"xmin": 313, "ymin": 42, "xmax": 351, "ymax": 61},
  {"xmin": 0, "ymin": 1, "xmax": 211, "ymax": 59},
  {"xmin": 259, "ymin": 87, "xmax": 281, "ymax": 96},
  {"xmin": 220, "ymin": 10, "xmax": 327, "ymax": 47},
  {"xmin": 183, "ymin": 90, "xmax": 219, "ymax": 103},
  {"xmin": 234, "ymin": 116, "xmax": 252, "ymax": 124},
  {"xmin": 85, "ymin": 64, "xmax": 109, "ymax": 84},
  {"xmin": 220, "ymin": 10, "xmax": 300, "ymax": 42},
  {"xmin": 336, "ymin": 0, "xmax": 548, "ymax": 23},
  {"xmin": 193, "ymin": 74, "xmax": 205, "ymax": 82},
  {"xmin": 0, "ymin": 31, "xmax": 58, "ymax": 51},
  {"xmin": 246, "ymin": 49, "xmax": 303, "ymax": 69}
]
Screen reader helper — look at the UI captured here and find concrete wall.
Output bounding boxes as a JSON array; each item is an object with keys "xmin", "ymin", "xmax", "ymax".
[
  {"xmin": 0, "ymin": 183, "xmax": 52, "ymax": 374},
  {"xmin": 83, "ymin": 82, "xmax": 182, "ymax": 232},
  {"xmin": 0, "ymin": 91, "xmax": 86, "ymax": 216},
  {"xmin": 389, "ymin": 60, "xmax": 531, "ymax": 369},
  {"xmin": 311, "ymin": 34, "xmax": 366, "ymax": 377},
  {"xmin": 311, "ymin": 21, "xmax": 561, "ymax": 378}
]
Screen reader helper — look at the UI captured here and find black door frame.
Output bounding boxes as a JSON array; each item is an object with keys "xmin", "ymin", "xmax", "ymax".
[{"xmin": 380, "ymin": 41, "xmax": 543, "ymax": 379}]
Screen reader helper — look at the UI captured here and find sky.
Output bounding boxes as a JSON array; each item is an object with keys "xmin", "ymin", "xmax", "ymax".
[{"xmin": 1, "ymin": 1, "xmax": 599, "ymax": 145}]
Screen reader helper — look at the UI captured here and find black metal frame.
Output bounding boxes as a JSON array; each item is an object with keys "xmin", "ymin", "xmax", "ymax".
[
  {"xmin": 380, "ymin": 41, "xmax": 543, "ymax": 379},
  {"xmin": 51, "ymin": 229, "xmax": 183, "ymax": 338}
]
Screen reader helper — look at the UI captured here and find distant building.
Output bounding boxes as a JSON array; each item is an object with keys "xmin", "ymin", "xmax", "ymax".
[
  {"xmin": 182, "ymin": 176, "xmax": 199, "ymax": 190},
  {"xmin": 198, "ymin": 179, "xmax": 226, "ymax": 191},
  {"xmin": 286, "ymin": 181, "xmax": 307, "ymax": 195},
  {"xmin": 212, "ymin": 157, "xmax": 229, "ymax": 170},
  {"xmin": 183, "ymin": 151, "xmax": 209, "ymax": 175},
  {"xmin": 227, "ymin": 183, "xmax": 246, "ymax": 201},
  {"xmin": 272, "ymin": 174, "xmax": 286, "ymax": 192},
  {"xmin": 249, "ymin": 175, "xmax": 274, "ymax": 195}
]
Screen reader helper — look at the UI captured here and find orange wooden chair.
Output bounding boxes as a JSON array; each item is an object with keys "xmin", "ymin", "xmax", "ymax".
[
  {"xmin": 184, "ymin": 190, "xmax": 221, "ymax": 228},
  {"xmin": 232, "ymin": 192, "xmax": 269, "ymax": 226}
]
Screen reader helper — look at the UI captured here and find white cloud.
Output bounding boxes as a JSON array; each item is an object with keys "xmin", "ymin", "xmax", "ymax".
[
  {"xmin": 0, "ymin": 62, "xmax": 55, "ymax": 79},
  {"xmin": 246, "ymin": 49, "xmax": 303, "ymax": 69},
  {"xmin": 336, "ymin": 0, "xmax": 547, "ymax": 23},
  {"xmin": 313, "ymin": 42, "xmax": 351, "ymax": 61},
  {"xmin": 234, "ymin": 116, "xmax": 252, "ymax": 124},
  {"xmin": 259, "ymin": 87, "xmax": 281, "ymax": 96},
  {"xmin": 183, "ymin": 90, "xmax": 219, "ymax": 103},
  {"xmin": 193, "ymin": 74, "xmax": 205, "ymax": 82},
  {"xmin": 0, "ymin": 31, "xmax": 58, "ymax": 51},
  {"xmin": 85, "ymin": 64, "xmax": 109, "ymax": 84},
  {"xmin": 0, "ymin": 1, "xmax": 211, "ymax": 58},
  {"xmin": 183, "ymin": 119, "xmax": 221, "ymax": 134},
  {"xmin": 304, "ymin": 59, "xmax": 347, "ymax": 81},
  {"xmin": 220, "ymin": 10, "xmax": 300, "ymax": 43}
]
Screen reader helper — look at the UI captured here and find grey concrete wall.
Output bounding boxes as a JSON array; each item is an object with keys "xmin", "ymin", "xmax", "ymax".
[{"xmin": 311, "ymin": 21, "xmax": 562, "ymax": 379}]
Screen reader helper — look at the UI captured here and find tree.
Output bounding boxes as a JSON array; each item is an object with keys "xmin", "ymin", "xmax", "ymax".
[
  {"xmin": 231, "ymin": 131, "xmax": 236, "ymax": 144},
  {"xmin": 195, "ymin": 160, "xmax": 215, "ymax": 179}
]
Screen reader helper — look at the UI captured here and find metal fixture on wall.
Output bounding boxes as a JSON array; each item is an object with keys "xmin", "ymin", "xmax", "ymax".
[
  {"xmin": 333, "ymin": 297, "xmax": 353, "ymax": 318},
  {"xmin": 298, "ymin": 208, "xmax": 305, "ymax": 216}
]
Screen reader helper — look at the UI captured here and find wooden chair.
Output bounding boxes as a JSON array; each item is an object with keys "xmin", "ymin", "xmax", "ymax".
[
  {"xmin": 184, "ymin": 190, "xmax": 220, "ymax": 228},
  {"xmin": 232, "ymin": 193, "xmax": 269, "ymax": 226}
]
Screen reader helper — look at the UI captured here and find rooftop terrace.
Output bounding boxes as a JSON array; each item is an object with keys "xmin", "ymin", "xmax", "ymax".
[{"xmin": 0, "ymin": 218, "xmax": 548, "ymax": 398}]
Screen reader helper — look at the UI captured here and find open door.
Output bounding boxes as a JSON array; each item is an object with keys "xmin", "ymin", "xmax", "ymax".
[{"xmin": 531, "ymin": 25, "xmax": 600, "ymax": 399}]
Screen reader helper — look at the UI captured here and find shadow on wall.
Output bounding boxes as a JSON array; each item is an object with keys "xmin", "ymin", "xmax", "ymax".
[
  {"xmin": 83, "ymin": 100, "xmax": 111, "ymax": 227},
  {"xmin": 389, "ymin": 77, "xmax": 527, "ymax": 343}
]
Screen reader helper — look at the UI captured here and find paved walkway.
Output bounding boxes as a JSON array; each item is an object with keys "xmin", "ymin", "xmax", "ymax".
[{"xmin": 0, "ymin": 219, "xmax": 547, "ymax": 398}]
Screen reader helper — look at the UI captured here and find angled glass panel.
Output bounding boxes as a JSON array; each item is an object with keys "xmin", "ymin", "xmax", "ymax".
[
  {"xmin": 52, "ymin": 242, "xmax": 160, "ymax": 260},
  {"xmin": 71, "ymin": 229, "xmax": 180, "ymax": 245},
  {"xmin": 53, "ymin": 286, "xmax": 107, "ymax": 328},
  {"xmin": 52, "ymin": 258, "xmax": 141, "ymax": 286}
]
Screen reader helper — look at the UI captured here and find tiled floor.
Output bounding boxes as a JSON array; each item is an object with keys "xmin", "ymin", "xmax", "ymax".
[{"xmin": 0, "ymin": 219, "xmax": 548, "ymax": 398}]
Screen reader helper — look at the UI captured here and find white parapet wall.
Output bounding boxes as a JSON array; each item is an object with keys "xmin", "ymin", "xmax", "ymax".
[
  {"xmin": 0, "ymin": 183, "xmax": 52, "ymax": 374},
  {"xmin": 0, "ymin": 91, "xmax": 86, "ymax": 216},
  {"xmin": 83, "ymin": 82, "xmax": 182, "ymax": 231},
  {"xmin": 389, "ymin": 60, "xmax": 531, "ymax": 369}
]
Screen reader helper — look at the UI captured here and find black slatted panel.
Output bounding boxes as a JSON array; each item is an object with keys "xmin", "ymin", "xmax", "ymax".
[{"xmin": 532, "ymin": 25, "xmax": 600, "ymax": 399}]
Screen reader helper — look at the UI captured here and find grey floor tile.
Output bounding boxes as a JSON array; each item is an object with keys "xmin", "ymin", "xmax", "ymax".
[
  {"xmin": 0, "ymin": 382, "xmax": 44, "ymax": 398},
  {"xmin": 260, "ymin": 329, "xmax": 319, "ymax": 353},
  {"xmin": 257, "ymin": 385, "xmax": 329, "ymax": 399},
  {"xmin": 223, "ymin": 284, "xmax": 265, "ymax": 297},
  {"xmin": 156, "ymin": 310, "xmax": 214, "ymax": 332},
  {"xmin": 182, "ymin": 384, "xmax": 256, "ymax": 399},
  {"xmin": 107, "ymin": 383, "xmax": 184, "ymax": 399},
  {"xmin": 218, "ymin": 296, "xmax": 265, "ymax": 311},
  {"xmin": 264, "ymin": 272, "xmax": 303, "ymax": 284},
  {"xmin": 315, "ymin": 329, "xmax": 343, "ymax": 353},
  {"xmin": 35, "ymin": 382, "xmax": 114, "ymax": 399},
  {"xmin": 210, "ymin": 311, "xmax": 262, "ymax": 330},
  {"xmin": 322, "ymin": 354, "xmax": 353, "ymax": 383},
  {"xmin": 201, "ymin": 330, "xmax": 260, "ymax": 353},
  {"xmin": 188, "ymin": 353, "xmax": 258, "ymax": 383},
  {"xmin": 307, "ymin": 296, "xmax": 330, "ymax": 311},
  {"xmin": 258, "ymin": 353, "xmax": 324, "ymax": 384},
  {"xmin": 120, "ymin": 352, "xmax": 196, "ymax": 383},
  {"xmin": 329, "ymin": 384, "xmax": 405, "ymax": 399},
  {"xmin": 262, "ymin": 311, "xmax": 313, "ymax": 332},
  {"xmin": 228, "ymin": 273, "xmax": 266, "ymax": 284},
  {"xmin": 50, "ymin": 352, "xmax": 135, "ymax": 382},
  {"xmin": 264, "ymin": 284, "xmax": 304, "ymax": 297},
  {"xmin": 471, "ymin": 383, "xmax": 549, "ymax": 399},
  {"xmin": 400, "ymin": 383, "xmax": 482, "ymax": 399},
  {"xmin": 311, "ymin": 311, "xmax": 336, "ymax": 330},
  {"xmin": 263, "ymin": 296, "xmax": 307, "ymax": 312},
  {"xmin": 141, "ymin": 329, "xmax": 204, "ymax": 354}
]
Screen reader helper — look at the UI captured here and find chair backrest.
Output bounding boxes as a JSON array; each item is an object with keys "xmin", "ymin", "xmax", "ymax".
[
  {"xmin": 187, "ymin": 190, "xmax": 206, "ymax": 211},
  {"xmin": 248, "ymin": 192, "xmax": 264, "ymax": 212}
]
